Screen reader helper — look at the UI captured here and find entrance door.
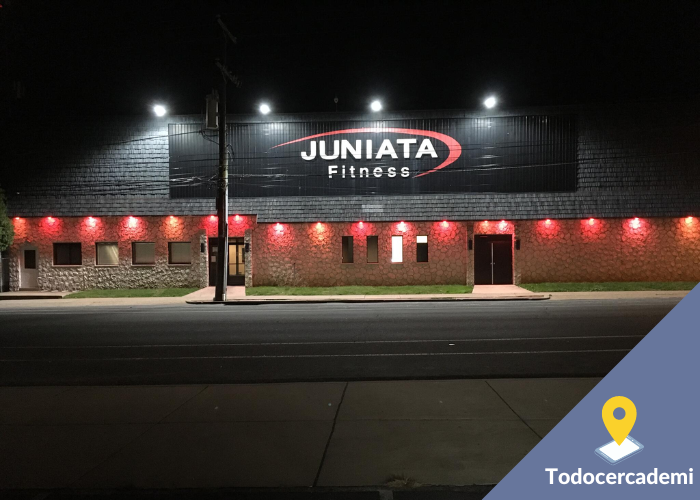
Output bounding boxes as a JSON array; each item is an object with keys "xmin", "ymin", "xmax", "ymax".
[
  {"xmin": 474, "ymin": 235, "xmax": 513, "ymax": 285},
  {"xmin": 228, "ymin": 237, "xmax": 245, "ymax": 286},
  {"xmin": 20, "ymin": 248, "xmax": 39, "ymax": 289},
  {"xmin": 208, "ymin": 237, "xmax": 246, "ymax": 286}
]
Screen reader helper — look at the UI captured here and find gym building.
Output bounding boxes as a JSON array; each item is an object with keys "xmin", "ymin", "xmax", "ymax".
[{"xmin": 2, "ymin": 100, "xmax": 699, "ymax": 292}]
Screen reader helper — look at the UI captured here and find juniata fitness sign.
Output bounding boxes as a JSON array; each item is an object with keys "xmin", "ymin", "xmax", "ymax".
[{"xmin": 168, "ymin": 114, "xmax": 577, "ymax": 198}]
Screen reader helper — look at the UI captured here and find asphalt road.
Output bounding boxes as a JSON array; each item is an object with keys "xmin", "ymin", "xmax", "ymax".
[{"xmin": 0, "ymin": 298, "xmax": 680, "ymax": 385}]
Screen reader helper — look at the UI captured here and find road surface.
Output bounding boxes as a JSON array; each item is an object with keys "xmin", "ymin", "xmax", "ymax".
[{"xmin": 0, "ymin": 298, "xmax": 680, "ymax": 385}]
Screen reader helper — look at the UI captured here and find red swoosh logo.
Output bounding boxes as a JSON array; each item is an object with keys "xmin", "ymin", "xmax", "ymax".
[{"xmin": 271, "ymin": 127, "xmax": 461, "ymax": 178}]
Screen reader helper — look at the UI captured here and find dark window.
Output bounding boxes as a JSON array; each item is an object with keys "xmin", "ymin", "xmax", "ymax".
[
  {"xmin": 342, "ymin": 236, "xmax": 354, "ymax": 263},
  {"xmin": 53, "ymin": 243, "xmax": 82, "ymax": 266},
  {"xmin": 367, "ymin": 236, "xmax": 378, "ymax": 263},
  {"xmin": 168, "ymin": 242, "xmax": 192, "ymax": 264},
  {"xmin": 24, "ymin": 250, "xmax": 36, "ymax": 269},
  {"xmin": 132, "ymin": 242, "xmax": 156, "ymax": 265},
  {"xmin": 417, "ymin": 235, "xmax": 428, "ymax": 262}
]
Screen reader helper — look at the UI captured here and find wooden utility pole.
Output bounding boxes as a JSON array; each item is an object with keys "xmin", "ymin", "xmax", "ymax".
[{"xmin": 214, "ymin": 16, "xmax": 238, "ymax": 302}]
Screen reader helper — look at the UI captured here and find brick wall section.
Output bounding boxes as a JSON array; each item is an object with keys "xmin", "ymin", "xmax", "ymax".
[
  {"xmin": 518, "ymin": 217, "xmax": 700, "ymax": 282},
  {"xmin": 251, "ymin": 221, "xmax": 468, "ymax": 287}
]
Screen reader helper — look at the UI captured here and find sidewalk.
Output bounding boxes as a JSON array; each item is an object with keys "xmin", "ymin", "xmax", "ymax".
[{"xmin": 0, "ymin": 378, "xmax": 599, "ymax": 491}]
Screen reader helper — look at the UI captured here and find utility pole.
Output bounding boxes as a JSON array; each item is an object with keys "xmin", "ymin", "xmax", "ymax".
[{"xmin": 214, "ymin": 15, "xmax": 238, "ymax": 302}]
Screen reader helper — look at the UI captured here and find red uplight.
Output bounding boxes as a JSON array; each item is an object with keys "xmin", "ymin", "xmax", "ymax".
[
  {"xmin": 234, "ymin": 215, "xmax": 241, "ymax": 222},
  {"xmin": 127, "ymin": 216, "xmax": 138, "ymax": 228},
  {"xmin": 316, "ymin": 222, "xmax": 323, "ymax": 228},
  {"xmin": 498, "ymin": 220, "xmax": 507, "ymax": 230},
  {"xmin": 47, "ymin": 216, "xmax": 55, "ymax": 222},
  {"xmin": 397, "ymin": 221, "xmax": 407, "ymax": 232},
  {"xmin": 545, "ymin": 219, "xmax": 552, "ymax": 226},
  {"xmin": 210, "ymin": 215, "xmax": 217, "ymax": 221},
  {"xmin": 441, "ymin": 220, "xmax": 449, "ymax": 228},
  {"xmin": 275, "ymin": 222, "xmax": 283, "ymax": 231},
  {"xmin": 630, "ymin": 217, "xmax": 641, "ymax": 229},
  {"xmin": 588, "ymin": 218, "xmax": 596, "ymax": 226},
  {"xmin": 358, "ymin": 221, "xmax": 364, "ymax": 228},
  {"xmin": 86, "ymin": 216, "xmax": 97, "ymax": 227},
  {"xmin": 685, "ymin": 216, "xmax": 694, "ymax": 225}
]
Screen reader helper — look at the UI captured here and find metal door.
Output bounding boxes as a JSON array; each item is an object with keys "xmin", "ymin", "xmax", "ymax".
[
  {"xmin": 20, "ymin": 248, "xmax": 39, "ymax": 289},
  {"xmin": 474, "ymin": 235, "xmax": 513, "ymax": 285}
]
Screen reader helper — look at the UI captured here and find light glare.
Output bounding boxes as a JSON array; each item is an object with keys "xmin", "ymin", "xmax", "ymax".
[
  {"xmin": 484, "ymin": 96, "xmax": 497, "ymax": 109},
  {"xmin": 259, "ymin": 103, "xmax": 271, "ymax": 115},
  {"xmin": 370, "ymin": 100, "xmax": 382, "ymax": 112},
  {"xmin": 153, "ymin": 105, "xmax": 167, "ymax": 117}
]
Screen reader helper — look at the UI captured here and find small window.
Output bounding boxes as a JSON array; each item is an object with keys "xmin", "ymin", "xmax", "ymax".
[
  {"xmin": 168, "ymin": 242, "xmax": 192, "ymax": 265},
  {"xmin": 367, "ymin": 236, "xmax": 378, "ymax": 263},
  {"xmin": 132, "ymin": 242, "xmax": 156, "ymax": 265},
  {"xmin": 53, "ymin": 243, "xmax": 82, "ymax": 266},
  {"xmin": 391, "ymin": 236, "xmax": 403, "ymax": 263},
  {"xmin": 96, "ymin": 242, "xmax": 119, "ymax": 266},
  {"xmin": 24, "ymin": 250, "xmax": 36, "ymax": 269},
  {"xmin": 417, "ymin": 235, "xmax": 428, "ymax": 262},
  {"xmin": 342, "ymin": 236, "xmax": 354, "ymax": 263}
]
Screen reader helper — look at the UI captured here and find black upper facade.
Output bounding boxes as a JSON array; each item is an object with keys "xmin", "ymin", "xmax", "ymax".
[{"xmin": 3, "ymin": 100, "xmax": 699, "ymax": 222}]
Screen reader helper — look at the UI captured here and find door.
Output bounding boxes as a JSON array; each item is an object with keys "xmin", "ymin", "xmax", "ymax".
[
  {"xmin": 474, "ymin": 235, "xmax": 513, "ymax": 285},
  {"xmin": 20, "ymin": 248, "xmax": 39, "ymax": 289},
  {"xmin": 208, "ymin": 237, "xmax": 246, "ymax": 287},
  {"xmin": 228, "ymin": 237, "xmax": 245, "ymax": 286}
]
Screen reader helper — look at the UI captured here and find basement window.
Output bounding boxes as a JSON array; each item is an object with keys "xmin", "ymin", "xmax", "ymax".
[
  {"xmin": 96, "ymin": 242, "xmax": 119, "ymax": 266},
  {"xmin": 53, "ymin": 243, "xmax": 82, "ymax": 266},
  {"xmin": 367, "ymin": 236, "xmax": 378, "ymax": 263},
  {"xmin": 417, "ymin": 235, "xmax": 428, "ymax": 262},
  {"xmin": 342, "ymin": 236, "xmax": 354, "ymax": 263},
  {"xmin": 168, "ymin": 242, "xmax": 192, "ymax": 265},
  {"xmin": 391, "ymin": 236, "xmax": 403, "ymax": 263},
  {"xmin": 132, "ymin": 242, "xmax": 156, "ymax": 265}
]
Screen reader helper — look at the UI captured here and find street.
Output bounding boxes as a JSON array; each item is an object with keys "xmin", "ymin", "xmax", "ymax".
[{"xmin": 0, "ymin": 297, "xmax": 679, "ymax": 385}]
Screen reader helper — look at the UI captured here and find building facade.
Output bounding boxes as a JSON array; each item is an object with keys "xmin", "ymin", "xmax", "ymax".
[{"xmin": 2, "ymin": 101, "xmax": 700, "ymax": 291}]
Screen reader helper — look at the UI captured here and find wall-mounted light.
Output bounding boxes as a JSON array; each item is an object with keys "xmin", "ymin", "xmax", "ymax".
[
  {"xmin": 358, "ymin": 221, "xmax": 364, "ymax": 228},
  {"xmin": 397, "ymin": 221, "xmax": 407, "ymax": 232},
  {"xmin": 259, "ymin": 103, "xmax": 271, "ymax": 115},
  {"xmin": 370, "ymin": 100, "xmax": 382, "ymax": 112},
  {"xmin": 685, "ymin": 216, "xmax": 694, "ymax": 225},
  {"xmin": 588, "ymin": 218, "xmax": 596, "ymax": 226},
  {"xmin": 499, "ymin": 220, "xmax": 508, "ymax": 231},
  {"xmin": 153, "ymin": 104, "xmax": 167, "ymax": 117},
  {"xmin": 630, "ymin": 217, "xmax": 641, "ymax": 229},
  {"xmin": 441, "ymin": 220, "xmax": 449, "ymax": 228},
  {"xmin": 234, "ymin": 214, "xmax": 241, "ymax": 222},
  {"xmin": 545, "ymin": 219, "xmax": 552, "ymax": 226},
  {"xmin": 483, "ymin": 96, "xmax": 497, "ymax": 109}
]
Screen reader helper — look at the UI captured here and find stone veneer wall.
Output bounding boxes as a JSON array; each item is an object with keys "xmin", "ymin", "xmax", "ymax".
[
  {"xmin": 518, "ymin": 217, "xmax": 700, "ymax": 282},
  {"xmin": 250, "ymin": 221, "xmax": 469, "ymax": 287}
]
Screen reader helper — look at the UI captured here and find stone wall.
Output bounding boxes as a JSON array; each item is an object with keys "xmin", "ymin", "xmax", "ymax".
[
  {"xmin": 8, "ymin": 216, "xmax": 214, "ymax": 291},
  {"xmin": 251, "ymin": 221, "xmax": 468, "ymax": 287},
  {"xmin": 518, "ymin": 217, "xmax": 700, "ymax": 282}
]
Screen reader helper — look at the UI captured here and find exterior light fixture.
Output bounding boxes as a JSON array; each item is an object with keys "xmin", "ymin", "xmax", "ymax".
[
  {"xmin": 153, "ymin": 105, "xmax": 167, "ymax": 117},
  {"xmin": 630, "ymin": 217, "xmax": 641, "ymax": 229},
  {"xmin": 397, "ymin": 221, "xmax": 407, "ymax": 232},
  {"xmin": 275, "ymin": 223, "xmax": 282, "ymax": 231},
  {"xmin": 210, "ymin": 215, "xmax": 217, "ymax": 220},
  {"xmin": 685, "ymin": 216, "xmax": 694, "ymax": 224},
  {"xmin": 499, "ymin": 220, "xmax": 507, "ymax": 230},
  {"xmin": 370, "ymin": 100, "xmax": 382, "ymax": 112},
  {"xmin": 588, "ymin": 218, "xmax": 596, "ymax": 226},
  {"xmin": 15, "ymin": 217, "xmax": 20, "ymax": 220},
  {"xmin": 545, "ymin": 219, "xmax": 552, "ymax": 226},
  {"xmin": 441, "ymin": 220, "xmax": 449, "ymax": 228},
  {"xmin": 234, "ymin": 214, "xmax": 241, "ymax": 222},
  {"xmin": 484, "ymin": 96, "xmax": 497, "ymax": 109},
  {"xmin": 358, "ymin": 221, "xmax": 364, "ymax": 228},
  {"xmin": 259, "ymin": 103, "xmax": 271, "ymax": 115}
]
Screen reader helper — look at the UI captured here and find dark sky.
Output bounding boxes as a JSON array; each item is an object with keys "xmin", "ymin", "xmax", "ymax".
[{"xmin": 2, "ymin": 0, "xmax": 700, "ymax": 116}]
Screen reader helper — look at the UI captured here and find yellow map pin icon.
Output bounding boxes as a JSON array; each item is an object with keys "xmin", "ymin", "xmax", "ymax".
[{"xmin": 602, "ymin": 396, "xmax": 637, "ymax": 445}]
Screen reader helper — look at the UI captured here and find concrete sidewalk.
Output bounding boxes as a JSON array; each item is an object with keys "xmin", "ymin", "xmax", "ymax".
[{"xmin": 0, "ymin": 378, "xmax": 599, "ymax": 491}]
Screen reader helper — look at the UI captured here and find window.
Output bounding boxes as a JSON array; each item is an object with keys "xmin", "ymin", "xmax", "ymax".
[
  {"xmin": 53, "ymin": 243, "xmax": 82, "ymax": 266},
  {"xmin": 168, "ymin": 242, "xmax": 191, "ymax": 264},
  {"xmin": 96, "ymin": 242, "xmax": 119, "ymax": 266},
  {"xmin": 391, "ymin": 236, "xmax": 403, "ymax": 263},
  {"xmin": 417, "ymin": 235, "xmax": 428, "ymax": 262},
  {"xmin": 342, "ymin": 236, "xmax": 354, "ymax": 263},
  {"xmin": 132, "ymin": 242, "xmax": 156, "ymax": 265},
  {"xmin": 24, "ymin": 250, "xmax": 36, "ymax": 269},
  {"xmin": 367, "ymin": 236, "xmax": 378, "ymax": 263}
]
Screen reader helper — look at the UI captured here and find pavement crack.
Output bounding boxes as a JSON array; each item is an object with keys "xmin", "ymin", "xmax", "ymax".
[
  {"xmin": 313, "ymin": 381, "xmax": 348, "ymax": 487},
  {"xmin": 485, "ymin": 380, "xmax": 542, "ymax": 440}
]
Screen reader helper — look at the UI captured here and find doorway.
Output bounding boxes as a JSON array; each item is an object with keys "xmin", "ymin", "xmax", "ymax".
[
  {"xmin": 20, "ymin": 247, "xmax": 39, "ymax": 290},
  {"xmin": 474, "ymin": 235, "xmax": 513, "ymax": 285},
  {"xmin": 208, "ymin": 237, "xmax": 245, "ymax": 287}
]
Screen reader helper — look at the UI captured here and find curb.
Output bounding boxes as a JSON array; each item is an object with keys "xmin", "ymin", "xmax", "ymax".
[{"xmin": 186, "ymin": 294, "xmax": 551, "ymax": 305}]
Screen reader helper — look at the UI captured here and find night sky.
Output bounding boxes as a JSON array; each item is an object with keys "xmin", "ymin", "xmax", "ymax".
[{"xmin": 2, "ymin": 0, "xmax": 699, "ymax": 117}]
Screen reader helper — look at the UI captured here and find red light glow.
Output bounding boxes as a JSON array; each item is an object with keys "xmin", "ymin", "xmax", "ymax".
[
  {"xmin": 275, "ymin": 223, "xmax": 283, "ymax": 232},
  {"xmin": 441, "ymin": 220, "xmax": 449, "ymax": 228},
  {"xmin": 358, "ymin": 221, "xmax": 364, "ymax": 228},
  {"xmin": 210, "ymin": 215, "xmax": 217, "ymax": 221},
  {"xmin": 47, "ymin": 217, "xmax": 55, "ymax": 223},
  {"xmin": 686, "ymin": 216, "xmax": 694, "ymax": 225},
  {"xmin": 630, "ymin": 217, "xmax": 641, "ymax": 229},
  {"xmin": 15, "ymin": 217, "xmax": 20, "ymax": 220},
  {"xmin": 127, "ymin": 216, "xmax": 138, "ymax": 228},
  {"xmin": 498, "ymin": 220, "xmax": 507, "ymax": 231},
  {"xmin": 397, "ymin": 221, "xmax": 407, "ymax": 232},
  {"xmin": 234, "ymin": 215, "xmax": 241, "ymax": 222},
  {"xmin": 588, "ymin": 218, "xmax": 596, "ymax": 226},
  {"xmin": 86, "ymin": 216, "xmax": 97, "ymax": 227},
  {"xmin": 545, "ymin": 219, "xmax": 552, "ymax": 226}
]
